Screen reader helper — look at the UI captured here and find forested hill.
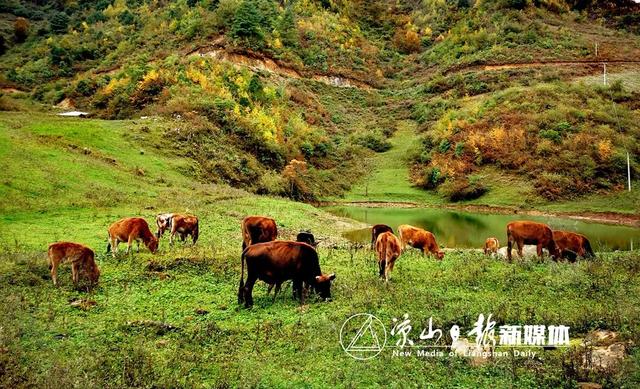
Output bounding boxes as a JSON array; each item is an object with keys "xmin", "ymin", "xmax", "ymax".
[{"xmin": 1, "ymin": 0, "xmax": 639, "ymax": 205}]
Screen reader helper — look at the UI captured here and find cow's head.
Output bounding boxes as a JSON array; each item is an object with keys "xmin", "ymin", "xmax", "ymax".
[
  {"xmin": 147, "ymin": 237, "xmax": 159, "ymax": 253},
  {"xmin": 87, "ymin": 261, "xmax": 100, "ymax": 284},
  {"xmin": 314, "ymin": 273, "xmax": 336, "ymax": 300},
  {"xmin": 436, "ymin": 250, "xmax": 445, "ymax": 260}
]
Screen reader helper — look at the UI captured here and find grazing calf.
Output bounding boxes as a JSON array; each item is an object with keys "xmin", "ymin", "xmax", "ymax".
[
  {"xmin": 371, "ymin": 224, "xmax": 393, "ymax": 249},
  {"xmin": 169, "ymin": 214, "xmax": 199, "ymax": 246},
  {"xmin": 238, "ymin": 241, "xmax": 335, "ymax": 308},
  {"xmin": 241, "ymin": 216, "xmax": 277, "ymax": 251},
  {"xmin": 155, "ymin": 213, "xmax": 174, "ymax": 238},
  {"xmin": 107, "ymin": 217, "xmax": 158, "ymax": 257},
  {"xmin": 552, "ymin": 230, "xmax": 595, "ymax": 260},
  {"xmin": 398, "ymin": 224, "xmax": 444, "ymax": 260},
  {"xmin": 375, "ymin": 232, "xmax": 402, "ymax": 282},
  {"xmin": 506, "ymin": 221, "xmax": 559, "ymax": 261},
  {"xmin": 48, "ymin": 242, "xmax": 100, "ymax": 287},
  {"xmin": 484, "ymin": 237, "xmax": 500, "ymax": 255},
  {"xmin": 296, "ymin": 231, "xmax": 317, "ymax": 247}
]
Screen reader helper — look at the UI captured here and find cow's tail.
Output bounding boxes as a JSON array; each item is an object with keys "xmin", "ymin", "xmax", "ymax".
[
  {"xmin": 584, "ymin": 238, "xmax": 596, "ymax": 259},
  {"xmin": 238, "ymin": 249, "xmax": 246, "ymax": 304},
  {"xmin": 193, "ymin": 220, "xmax": 199, "ymax": 245},
  {"xmin": 506, "ymin": 225, "xmax": 513, "ymax": 261}
]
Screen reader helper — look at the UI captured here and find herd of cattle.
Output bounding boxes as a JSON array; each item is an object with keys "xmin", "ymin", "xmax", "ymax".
[{"xmin": 47, "ymin": 215, "xmax": 595, "ymax": 307}]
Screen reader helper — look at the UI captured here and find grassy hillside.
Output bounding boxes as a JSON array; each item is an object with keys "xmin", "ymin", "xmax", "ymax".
[{"xmin": 1, "ymin": 114, "xmax": 639, "ymax": 387}]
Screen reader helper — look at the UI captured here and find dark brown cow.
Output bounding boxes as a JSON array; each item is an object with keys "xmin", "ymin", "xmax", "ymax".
[
  {"xmin": 398, "ymin": 224, "xmax": 444, "ymax": 260},
  {"xmin": 238, "ymin": 241, "xmax": 335, "ymax": 308},
  {"xmin": 241, "ymin": 216, "xmax": 277, "ymax": 250},
  {"xmin": 48, "ymin": 242, "xmax": 100, "ymax": 287},
  {"xmin": 371, "ymin": 224, "xmax": 394, "ymax": 249},
  {"xmin": 375, "ymin": 231, "xmax": 402, "ymax": 282},
  {"xmin": 484, "ymin": 237, "xmax": 499, "ymax": 255},
  {"xmin": 553, "ymin": 230, "xmax": 595, "ymax": 260},
  {"xmin": 506, "ymin": 221, "xmax": 560, "ymax": 261},
  {"xmin": 107, "ymin": 217, "xmax": 158, "ymax": 256}
]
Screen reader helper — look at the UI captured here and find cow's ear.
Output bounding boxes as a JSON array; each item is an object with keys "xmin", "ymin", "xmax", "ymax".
[
  {"xmin": 329, "ymin": 273, "xmax": 336, "ymax": 281},
  {"xmin": 315, "ymin": 275, "xmax": 321, "ymax": 283}
]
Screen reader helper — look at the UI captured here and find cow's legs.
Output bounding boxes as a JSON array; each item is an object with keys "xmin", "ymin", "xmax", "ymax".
[
  {"xmin": 271, "ymin": 283, "xmax": 282, "ymax": 302},
  {"xmin": 126, "ymin": 236, "xmax": 134, "ymax": 255},
  {"xmin": 111, "ymin": 238, "xmax": 119, "ymax": 257},
  {"xmin": 136, "ymin": 240, "xmax": 140, "ymax": 253},
  {"xmin": 50, "ymin": 259, "xmax": 59, "ymax": 286},
  {"xmin": 243, "ymin": 273, "xmax": 257, "ymax": 308},
  {"xmin": 507, "ymin": 239, "xmax": 512, "ymax": 262},
  {"xmin": 536, "ymin": 243, "xmax": 543, "ymax": 259},
  {"xmin": 516, "ymin": 240, "xmax": 524, "ymax": 258},
  {"xmin": 378, "ymin": 259, "xmax": 385, "ymax": 278},
  {"xmin": 71, "ymin": 261, "xmax": 79, "ymax": 285},
  {"xmin": 293, "ymin": 279, "xmax": 303, "ymax": 303}
]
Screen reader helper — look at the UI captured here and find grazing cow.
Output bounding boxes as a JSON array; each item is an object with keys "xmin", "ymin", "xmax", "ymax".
[
  {"xmin": 241, "ymin": 216, "xmax": 277, "ymax": 250},
  {"xmin": 506, "ymin": 221, "xmax": 559, "ymax": 261},
  {"xmin": 552, "ymin": 230, "xmax": 595, "ymax": 260},
  {"xmin": 375, "ymin": 232, "xmax": 402, "ymax": 282},
  {"xmin": 371, "ymin": 224, "xmax": 394, "ymax": 249},
  {"xmin": 107, "ymin": 217, "xmax": 158, "ymax": 257},
  {"xmin": 296, "ymin": 231, "xmax": 317, "ymax": 247},
  {"xmin": 398, "ymin": 224, "xmax": 445, "ymax": 260},
  {"xmin": 47, "ymin": 242, "xmax": 100, "ymax": 287},
  {"xmin": 157, "ymin": 213, "xmax": 199, "ymax": 245},
  {"xmin": 238, "ymin": 241, "xmax": 335, "ymax": 308},
  {"xmin": 484, "ymin": 237, "xmax": 500, "ymax": 255}
]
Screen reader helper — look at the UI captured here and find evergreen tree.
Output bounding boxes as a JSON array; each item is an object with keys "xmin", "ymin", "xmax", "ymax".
[
  {"xmin": 50, "ymin": 12, "xmax": 69, "ymax": 34},
  {"xmin": 231, "ymin": 1, "xmax": 265, "ymax": 47},
  {"xmin": 278, "ymin": 6, "xmax": 297, "ymax": 47}
]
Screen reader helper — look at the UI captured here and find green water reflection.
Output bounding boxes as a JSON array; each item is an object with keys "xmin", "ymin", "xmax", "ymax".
[{"xmin": 325, "ymin": 206, "xmax": 640, "ymax": 252}]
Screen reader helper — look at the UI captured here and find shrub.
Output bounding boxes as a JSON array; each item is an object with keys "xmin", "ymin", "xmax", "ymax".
[
  {"xmin": 419, "ymin": 167, "xmax": 445, "ymax": 189},
  {"xmin": 355, "ymin": 131, "xmax": 392, "ymax": 152},
  {"xmin": 231, "ymin": 1, "xmax": 265, "ymax": 48},
  {"xmin": 438, "ymin": 175, "xmax": 487, "ymax": 202},
  {"xmin": 50, "ymin": 12, "xmax": 69, "ymax": 34},
  {"xmin": 393, "ymin": 28, "xmax": 421, "ymax": 54},
  {"xmin": 14, "ymin": 17, "xmax": 29, "ymax": 43}
]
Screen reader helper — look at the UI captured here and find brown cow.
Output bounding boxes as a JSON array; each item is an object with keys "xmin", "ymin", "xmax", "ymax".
[
  {"xmin": 238, "ymin": 241, "xmax": 335, "ymax": 308},
  {"xmin": 552, "ymin": 230, "xmax": 595, "ymax": 260},
  {"xmin": 484, "ymin": 237, "xmax": 500, "ymax": 255},
  {"xmin": 371, "ymin": 224, "xmax": 394, "ymax": 249},
  {"xmin": 107, "ymin": 217, "xmax": 158, "ymax": 257},
  {"xmin": 156, "ymin": 213, "xmax": 199, "ymax": 245},
  {"xmin": 48, "ymin": 242, "xmax": 100, "ymax": 287},
  {"xmin": 506, "ymin": 221, "xmax": 560, "ymax": 261},
  {"xmin": 375, "ymin": 231, "xmax": 402, "ymax": 282},
  {"xmin": 241, "ymin": 216, "xmax": 277, "ymax": 251},
  {"xmin": 398, "ymin": 224, "xmax": 445, "ymax": 260}
]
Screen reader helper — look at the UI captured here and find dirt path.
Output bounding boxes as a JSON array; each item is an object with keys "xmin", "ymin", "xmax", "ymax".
[{"xmin": 447, "ymin": 59, "xmax": 640, "ymax": 74}]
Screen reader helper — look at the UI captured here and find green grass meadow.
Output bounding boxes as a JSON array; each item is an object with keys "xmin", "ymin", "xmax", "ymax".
[{"xmin": 1, "ymin": 113, "xmax": 640, "ymax": 388}]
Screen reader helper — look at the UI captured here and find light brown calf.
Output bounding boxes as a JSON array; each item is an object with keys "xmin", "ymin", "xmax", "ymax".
[
  {"xmin": 47, "ymin": 242, "xmax": 100, "ymax": 287},
  {"xmin": 484, "ymin": 237, "xmax": 499, "ymax": 255},
  {"xmin": 375, "ymin": 231, "xmax": 402, "ymax": 282},
  {"xmin": 107, "ymin": 217, "xmax": 158, "ymax": 257},
  {"xmin": 398, "ymin": 224, "xmax": 444, "ymax": 260}
]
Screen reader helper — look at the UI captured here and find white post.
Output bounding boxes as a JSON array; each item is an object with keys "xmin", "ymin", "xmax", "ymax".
[
  {"xmin": 603, "ymin": 63, "xmax": 607, "ymax": 86},
  {"xmin": 628, "ymin": 151, "xmax": 632, "ymax": 191}
]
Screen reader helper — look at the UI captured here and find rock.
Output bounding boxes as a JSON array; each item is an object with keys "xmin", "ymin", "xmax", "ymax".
[
  {"xmin": 577, "ymin": 383, "xmax": 602, "ymax": 389},
  {"xmin": 451, "ymin": 338, "xmax": 492, "ymax": 366},
  {"xmin": 585, "ymin": 330, "xmax": 619, "ymax": 347},
  {"xmin": 69, "ymin": 298, "xmax": 97, "ymax": 311},
  {"xmin": 586, "ymin": 343, "xmax": 627, "ymax": 370}
]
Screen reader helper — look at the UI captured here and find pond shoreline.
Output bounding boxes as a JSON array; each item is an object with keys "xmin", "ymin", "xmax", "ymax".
[{"xmin": 317, "ymin": 201, "xmax": 640, "ymax": 228}]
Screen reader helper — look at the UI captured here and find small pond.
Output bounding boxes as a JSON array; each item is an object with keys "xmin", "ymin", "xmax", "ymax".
[{"xmin": 325, "ymin": 205, "xmax": 640, "ymax": 252}]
